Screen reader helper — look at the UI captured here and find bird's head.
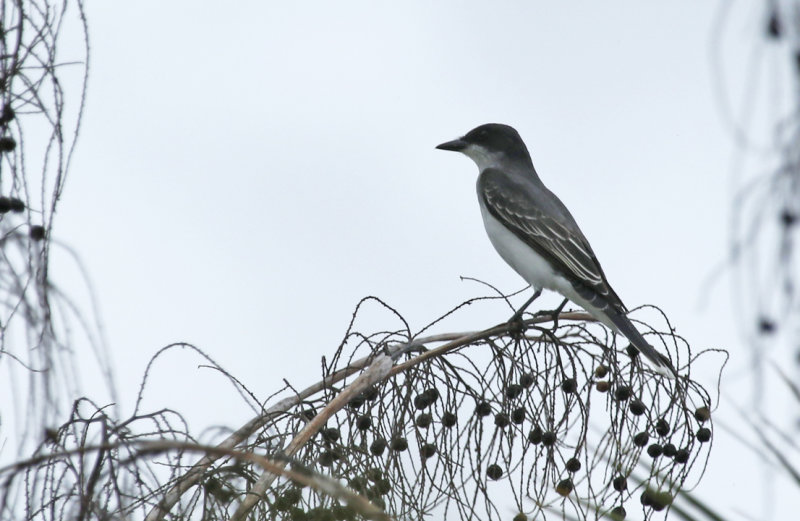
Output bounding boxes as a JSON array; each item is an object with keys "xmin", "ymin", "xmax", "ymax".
[{"xmin": 436, "ymin": 123, "xmax": 532, "ymax": 171}]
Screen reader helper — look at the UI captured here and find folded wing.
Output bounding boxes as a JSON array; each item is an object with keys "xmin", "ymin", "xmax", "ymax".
[{"xmin": 480, "ymin": 168, "xmax": 625, "ymax": 313}]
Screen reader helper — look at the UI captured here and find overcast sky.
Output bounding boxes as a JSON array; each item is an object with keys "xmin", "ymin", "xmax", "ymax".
[{"xmin": 41, "ymin": 1, "xmax": 800, "ymax": 518}]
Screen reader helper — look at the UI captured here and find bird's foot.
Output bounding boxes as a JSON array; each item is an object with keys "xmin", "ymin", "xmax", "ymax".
[
  {"xmin": 505, "ymin": 288, "xmax": 543, "ymax": 334},
  {"xmin": 506, "ymin": 311, "xmax": 527, "ymax": 336},
  {"xmin": 533, "ymin": 298, "xmax": 568, "ymax": 330}
]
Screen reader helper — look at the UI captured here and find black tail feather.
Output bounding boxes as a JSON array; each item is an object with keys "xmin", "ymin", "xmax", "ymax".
[{"xmin": 604, "ymin": 308, "xmax": 675, "ymax": 377}]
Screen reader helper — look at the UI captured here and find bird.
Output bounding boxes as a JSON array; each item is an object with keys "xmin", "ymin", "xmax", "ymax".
[{"xmin": 436, "ymin": 123, "xmax": 673, "ymax": 375}]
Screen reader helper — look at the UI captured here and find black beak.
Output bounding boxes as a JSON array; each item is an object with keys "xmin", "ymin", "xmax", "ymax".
[{"xmin": 435, "ymin": 137, "xmax": 467, "ymax": 152}]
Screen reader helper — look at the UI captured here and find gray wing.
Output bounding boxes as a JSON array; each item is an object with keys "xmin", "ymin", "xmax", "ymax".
[{"xmin": 480, "ymin": 168, "xmax": 626, "ymax": 312}]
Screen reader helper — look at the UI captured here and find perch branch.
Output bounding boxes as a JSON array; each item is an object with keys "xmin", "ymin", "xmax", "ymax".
[{"xmin": 144, "ymin": 311, "xmax": 592, "ymax": 520}]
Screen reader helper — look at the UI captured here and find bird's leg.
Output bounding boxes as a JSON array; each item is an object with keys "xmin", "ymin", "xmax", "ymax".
[
  {"xmin": 549, "ymin": 298, "xmax": 568, "ymax": 330},
  {"xmin": 534, "ymin": 297, "xmax": 568, "ymax": 329},
  {"xmin": 509, "ymin": 288, "xmax": 543, "ymax": 325}
]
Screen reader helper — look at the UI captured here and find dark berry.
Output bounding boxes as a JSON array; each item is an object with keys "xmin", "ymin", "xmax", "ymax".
[
  {"xmin": 348, "ymin": 394, "xmax": 365, "ymax": 410},
  {"xmin": 640, "ymin": 489, "xmax": 653, "ymax": 506},
  {"xmin": 487, "ymin": 464, "xmax": 503, "ymax": 480},
  {"xmin": 565, "ymin": 457, "xmax": 581, "ymax": 473},
  {"xmin": 596, "ymin": 381, "xmax": 610, "ymax": 393},
  {"xmin": 614, "ymin": 386, "xmax": 632, "ymax": 401},
  {"xmin": 0, "ymin": 136, "xmax": 16, "ymax": 152},
  {"xmin": 363, "ymin": 387, "xmax": 379, "ymax": 401},
  {"xmin": 626, "ymin": 344, "xmax": 639, "ymax": 358},
  {"xmin": 374, "ymin": 479, "xmax": 391, "ymax": 495},
  {"xmin": 301, "ymin": 407, "xmax": 316, "ymax": 420},
  {"xmin": 441, "ymin": 411, "xmax": 457, "ymax": 427},
  {"xmin": 273, "ymin": 494, "xmax": 291, "ymax": 511},
  {"xmin": 321, "ymin": 427, "xmax": 340, "ymax": 442},
  {"xmin": 494, "ymin": 413, "xmax": 510, "ymax": 428},
  {"xmin": 674, "ymin": 448, "xmax": 690, "ymax": 464},
  {"xmin": 612, "ymin": 476, "xmax": 627, "ymax": 491},
  {"xmin": 319, "ymin": 450, "xmax": 338, "ymax": 467},
  {"xmin": 0, "ymin": 105, "xmax": 14, "ymax": 124},
  {"xmin": 561, "ymin": 378, "xmax": 578, "ymax": 393},
  {"xmin": 506, "ymin": 384, "xmax": 523, "ymax": 399},
  {"xmin": 30, "ymin": 225, "xmax": 46, "ymax": 241},
  {"xmin": 415, "ymin": 413, "xmax": 432, "ymax": 429},
  {"xmin": 366, "ymin": 468, "xmax": 382, "ymax": 482},
  {"xmin": 651, "ymin": 491, "xmax": 672, "ymax": 511},
  {"xmin": 475, "ymin": 401, "xmax": 492, "ymax": 417},
  {"xmin": 555, "ymin": 479, "xmax": 573, "ymax": 496},
  {"xmin": 528, "ymin": 426, "xmax": 543, "ymax": 444},
  {"xmin": 541, "ymin": 431, "xmax": 557, "ymax": 446},
  {"xmin": 513, "ymin": 514, "xmax": 527, "ymax": 521},
  {"xmin": 694, "ymin": 406, "xmax": 710, "ymax": 423},
  {"xmin": 414, "ymin": 393, "xmax": 432, "ymax": 410},
  {"xmin": 356, "ymin": 415, "xmax": 372, "ymax": 431},
  {"xmin": 348, "ymin": 476, "xmax": 367, "ymax": 491},
  {"xmin": 647, "ymin": 443, "xmax": 663, "ymax": 458},
  {"xmin": 781, "ymin": 209, "xmax": 796, "ymax": 227},
  {"xmin": 44, "ymin": 428, "xmax": 58, "ymax": 445},
  {"xmin": 663, "ymin": 443, "xmax": 677, "ymax": 457},
  {"xmin": 633, "ymin": 432, "xmax": 649, "ymax": 447},
  {"xmin": 758, "ymin": 318, "xmax": 776, "ymax": 334},
  {"xmin": 420, "ymin": 443, "xmax": 437, "ymax": 458},
  {"xmin": 9, "ymin": 198, "xmax": 24, "ymax": 212},
  {"xmin": 283, "ymin": 488, "xmax": 302, "ymax": 504},
  {"xmin": 423, "ymin": 388, "xmax": 440, "ymax": 402},
  {"xmin": 594, "ymin": 365, "xmax": 609, "ymax": 378},
  {"xmin": 629, "ymin": 399, "xmax": 646, "ymax": 416},
  {"xmin": 609, "ymin": 506, "xmax": 626, "ymax": 520},
  {"xmin": 370, "ymin": 438, "xmax": 386, "ymax": 456},
  {"xmin": 655, "ymin": 418, "xmax": 670, "ymax": 436},
  {"xmin": 390, "ymin": 437, "xmax": 408, "ymax": 452},
  {"xmin": 512, "ymin": 406, "xmax": 526, "ymax": 424},
  {"xmin": 697, "ymin": 427, "xmax": 711, "ymax": 442},
  {"xmin": 519, "ymin": 372, "xmax": 535, "ymax": 388},
  {"xmin": 204, "ymin": 477, "xmax": 234, "ymax": 503}
]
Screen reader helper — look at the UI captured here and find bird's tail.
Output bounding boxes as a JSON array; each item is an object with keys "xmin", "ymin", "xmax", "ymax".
[{"xmin": 603, "ymin": 309, "xmax": 675, "ymax": 377}]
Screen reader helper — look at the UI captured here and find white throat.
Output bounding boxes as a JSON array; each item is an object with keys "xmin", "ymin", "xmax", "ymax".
[{"xmin": 461, "ymin": 145, "xmax": 505, "ymax": 172}]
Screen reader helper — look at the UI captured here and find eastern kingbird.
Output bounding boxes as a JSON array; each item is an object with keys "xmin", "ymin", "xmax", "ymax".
[{"xmin": 437, "ymin": 123, "xmax": 673, "ymax": 375}]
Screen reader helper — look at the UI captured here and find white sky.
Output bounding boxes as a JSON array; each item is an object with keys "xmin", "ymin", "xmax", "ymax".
[{"xmin": 40, "ymin": 1, "xmax": 800, "ymax": 519}]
